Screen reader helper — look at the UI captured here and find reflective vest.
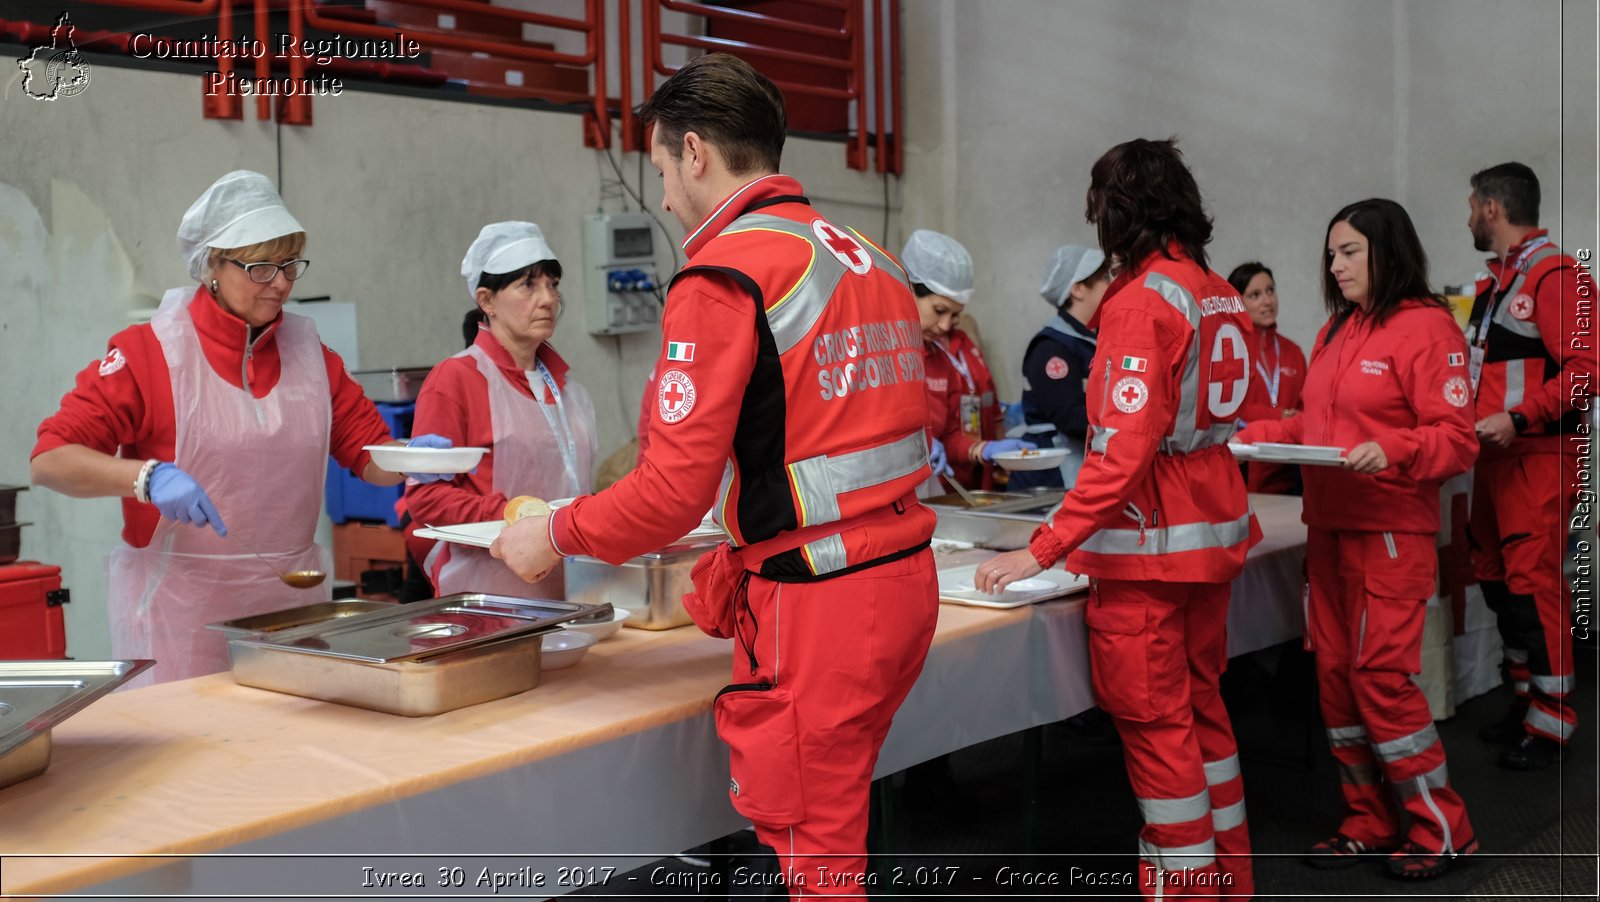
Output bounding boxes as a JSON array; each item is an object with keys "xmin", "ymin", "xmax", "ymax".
[
  {"xmin": 672, "ymin": 203, "xmax": 935, "ymax": 580},
  {"xmin": 1470, "ymin": 243, "xmax": 1578, "ymax": 435}
]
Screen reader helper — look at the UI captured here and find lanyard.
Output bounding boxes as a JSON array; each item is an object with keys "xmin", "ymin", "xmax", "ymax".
[
  {"xmin": 1254, "ymin": 331, "xmax": 1281, "ymax": 408},
  {"xmin": 1477, "ymin": 236, "xmax": 1552, "ymax": 347},
  {"xmin": 528, "ymin": 360, "xmax": 579, "ymax": 492},
  {"xmin": 933, "ymin": 340, "xmax": 976, "ymax": 393}
]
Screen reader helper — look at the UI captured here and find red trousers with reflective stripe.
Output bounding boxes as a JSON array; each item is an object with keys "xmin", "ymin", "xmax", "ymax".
[
  {"xmin": 1086, "ymin": 579, "xmax": 1253, "ymax": 899},
  {"xmin": 1306, "ymin": 528, "xmax": 1474, "ymax": 853},
  {"xmin": 1470, "ymin": 452, "xmax": 1578, "ymax": 743},
  {"xmin": 733, "ymin": 550, "xmax": 937, "ymax": 899}
]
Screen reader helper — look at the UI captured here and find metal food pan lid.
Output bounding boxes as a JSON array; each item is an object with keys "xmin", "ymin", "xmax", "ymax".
[
  {"xmin": 0, "ymin": 660, "xmax": 155, "ymax": 758},
  {"xmin": 205, "ymin": 600, "xmax": 395, "ymax": 635},
  {"xmin": 230, "ymin": 594, "xmax": 610, "ymax": 663}
]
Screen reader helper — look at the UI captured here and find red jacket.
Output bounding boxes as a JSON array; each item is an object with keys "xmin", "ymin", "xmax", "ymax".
[
  {"xmin": 1239, "ymin": 326, "xmax": 1308, "ymax": 493},
  {"xmin": 32, "ymin": 286, "xmax": 391, "ymax": 547},
  {"xmin": 924, "ymin": 329, "xmax": 1003, "ymax": 489},
  {"xmin": 553, "ymin": 175, "xmax": 935, "ymax": 576},
  {"xmin": 404, "ymin": 330, "xmax": 575, "ymax": 562},
  {"xmin": 1029, "ymin": 247, "xmax": 1261, "ymax": 583},
  {"xmin": 1469, "ymin": 230, "xmax": 1595, "ymax": 458},
  {"xmin": 1239, "ymin": 299, "xmax": 1479, "ymax": 534}
]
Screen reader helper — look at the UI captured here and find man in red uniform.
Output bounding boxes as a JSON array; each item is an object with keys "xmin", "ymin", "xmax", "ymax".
[
  {"xmin": 1464, "ymin": 162, "xmax": 1595, "ymax": 769},
  {"xmin": 492, "ymin": 54, "xmax": 937, "ymax": 898},
  {"xmin": 979, "ymin": 138, "xmax": 1259, "ymax": 898}
]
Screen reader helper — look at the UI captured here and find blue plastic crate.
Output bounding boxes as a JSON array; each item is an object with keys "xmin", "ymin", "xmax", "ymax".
[{"xmin": 325, "ymin": 402, "xmax": 413, "ymax": 527}]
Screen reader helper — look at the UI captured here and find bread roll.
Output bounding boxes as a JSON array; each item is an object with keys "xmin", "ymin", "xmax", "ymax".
[{"xmin": 503, "ymin": 495, "xmax": 551, "ymax": 525}]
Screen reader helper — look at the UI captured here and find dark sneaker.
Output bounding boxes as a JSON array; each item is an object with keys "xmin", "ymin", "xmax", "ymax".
[
  {"xmin": 1387, "ymin": 837, "xmax": 1478, "ymax": 879},
  {"xmin": 1478, "ymin": 701, "xmax": 1530, "ymax": 743},
  {"xmin": 1499, "ymin": 733, "xmax": 1563, "ymax": 770},
  {"xmin": 1305, "ymin": 832, "xmax": 1399, "ymax": 870}
]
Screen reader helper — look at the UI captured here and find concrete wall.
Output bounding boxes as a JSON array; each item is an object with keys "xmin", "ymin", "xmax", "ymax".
[
  {"xmin": 898, "ymin": 0, "xmax": 1594, "ymax": 400},
  {"xmin": 1, "ymin": 0, "xmax": 1592, "ymax": 658}
]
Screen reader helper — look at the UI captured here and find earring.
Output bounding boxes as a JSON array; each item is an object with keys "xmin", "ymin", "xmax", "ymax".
[{"xmin": 210, "ymin": 279, "xmax": 219, "ymax": 294}]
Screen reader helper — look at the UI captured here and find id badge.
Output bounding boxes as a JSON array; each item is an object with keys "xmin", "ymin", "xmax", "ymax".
[
  {"xmin": 959, "ymin": 393, "xmax": 981, "ymax": 436},
  {"xmin": 1469, "ymin": 346, "xmax": 1486, "ymax": 392}
]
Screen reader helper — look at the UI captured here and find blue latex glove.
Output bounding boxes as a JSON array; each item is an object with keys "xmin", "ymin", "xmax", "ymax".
[
  {"xmin": 403, "ymin": 433, "xmax": 455, "ymax": 484},
  {"xmin": 928, "ymin": 438, "xmax": 954, "ymax": 478},
  {"xmin": 980, "ymin": 438, "xmax": 1038, "ymax": 463},
  {"xmin": 148, "ymin": 463, "xmax": 227, "ymax": 536}
]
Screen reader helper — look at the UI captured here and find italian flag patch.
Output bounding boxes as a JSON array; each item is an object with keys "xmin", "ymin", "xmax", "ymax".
[
  {"xmin": 1448, "ymin": 352, "xmax": 1464, "ymax": 367},
  {"xmin": 1120, "ymin": 355, "xmax": 1148, "ymax": 373},
  {"xmin": 666, "ymin": 341, "xmax": 696, "ymax": 363}
]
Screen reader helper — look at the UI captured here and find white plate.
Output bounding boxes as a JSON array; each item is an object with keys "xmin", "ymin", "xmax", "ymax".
[
  {"xmin": 364, "ymin": 445, "xmax": 488, "ymax": 474},
  {"xmin": 540, "ymin": 630, "xmax": 596, "ymax": 670},
  {"xmin": 562, "ymin": 608, "xmax": 632, "ymax": 642},
  {"xmin": 1230, "ymin": 443, "xmax": 1346, "ymax": 467},
  {"xmin": 937, "ymin": 563, "xmax": 1088, "ymax": 609},
  {"xmin": 992, "ymin": 448, "xmax": 1070, "ymax": 471},
  {"xmin": 414, "ymin": 521, "xmax": 502, "ymax": 549}
]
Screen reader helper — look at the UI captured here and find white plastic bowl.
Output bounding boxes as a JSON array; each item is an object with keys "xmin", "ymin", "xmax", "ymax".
[
  {"xmin": 562, "ymin": 608, "xmax": 632, "ymax": 642},
  {"xmin": 540, "ymin": 630, "xmax": 597, "ymax": 670},
  {"xmin": 992, "ymin": 447, "xmax": 1069, "ymax": 471},
  {"xmin": 363, "ymin": 444, "xmax": 488, "ymax": 475}
]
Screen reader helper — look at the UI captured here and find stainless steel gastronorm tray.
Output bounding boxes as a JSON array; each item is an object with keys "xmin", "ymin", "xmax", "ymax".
[
  {"xmin": 927, "ymin": 489, "xmax": 1065, "ymax": 551},
  {"xmin": 229, "ymin": 594, "xmax": 610, "ymax": 663},
  {"xmin": 0, "ymin": 660, "xmax": 155, "ymax": 788}
]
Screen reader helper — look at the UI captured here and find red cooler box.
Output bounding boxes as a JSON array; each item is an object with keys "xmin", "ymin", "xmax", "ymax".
[{"xmin": 0, "ymin": 562, "xmax": 68, "ymax": 659}]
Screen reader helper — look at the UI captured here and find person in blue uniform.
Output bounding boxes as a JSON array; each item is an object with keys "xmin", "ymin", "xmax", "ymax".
[{"xmin": 1010, "ymin": 244, "xmax": 1111, "ymax": 490}]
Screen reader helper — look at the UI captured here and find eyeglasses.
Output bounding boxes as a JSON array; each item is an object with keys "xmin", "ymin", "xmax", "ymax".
[{"xmin": 229, "ymin": 258, "xmax": 310, "ymax": 283}]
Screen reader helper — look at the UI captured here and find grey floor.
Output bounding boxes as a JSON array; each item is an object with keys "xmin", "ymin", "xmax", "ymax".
[{"xmin": 579, "ymin": 638, "xmax": 1597, "ymax": 900}]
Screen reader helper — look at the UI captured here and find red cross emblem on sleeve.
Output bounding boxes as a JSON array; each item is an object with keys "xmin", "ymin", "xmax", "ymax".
[
  {"xmin": 1508, "ymin": 293, "xmax": 1535, "ymax": 320},
  {"xmin": 658, "ymin": 369, "xmax": 697, "ymax": 423},
  {"xmin": 1112, "ymin": 376, "xmax": 1149, "ymax": 414},
  {"xmin": 1443, "ymin": 375, "xmax": 1469, "ymax": 408},
  {"xmin": 812, "ymin": 219, "xmax": 873, "ymax": 275}
]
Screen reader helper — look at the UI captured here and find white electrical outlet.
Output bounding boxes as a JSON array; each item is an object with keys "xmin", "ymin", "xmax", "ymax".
[{"xmin": 583, "ymin": 213, "xmax": 662, "ymax": 336}]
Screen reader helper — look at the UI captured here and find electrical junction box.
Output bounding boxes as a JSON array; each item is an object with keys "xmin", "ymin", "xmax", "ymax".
[{"xmin": 583, "ymin": 212, "xmax": 662, "ymax": 335}]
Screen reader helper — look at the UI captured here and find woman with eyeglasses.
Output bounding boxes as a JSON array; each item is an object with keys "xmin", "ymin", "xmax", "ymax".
[
  {"xmin": 404, "ymin": 222, "xmax": 598, "ymax": 599},
  {"xmin": 30, "ymin": 170, "xmax": 449, "ymax": 686}
]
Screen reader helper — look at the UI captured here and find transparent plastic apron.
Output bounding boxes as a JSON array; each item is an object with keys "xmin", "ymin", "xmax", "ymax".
[
  {"xmin": 433, "ymin": 345, "xmax": 596, "ymax": 599},
  {"xmin": 108, "ymin": 287, "xmax": 331, "ymax": 687}
]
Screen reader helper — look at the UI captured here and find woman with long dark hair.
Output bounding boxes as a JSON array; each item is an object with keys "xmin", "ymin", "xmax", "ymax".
[
  {"xmin": 978, "ymin": 138, "xmax": 1258, "ymax": 899},
  {"xmin": 1240, "ymin": 198, "xmax": 1478, "ymax": 879}
]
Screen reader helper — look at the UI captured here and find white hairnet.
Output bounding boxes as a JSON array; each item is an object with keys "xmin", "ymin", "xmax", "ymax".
[
  {"xmin": 177, "ymin": 171, "xmax": 304, "ymax": 281},
  {"xmin": 1039, "ymin": 244, "xmax": 1107, "ymax": 307},
  {"xmin": 901, "ymin": 229, "xmax": 975, "ymax": 304},
  {"xmin": 461, "ymin": 221, "xmax": 558, "ymax": 299}
]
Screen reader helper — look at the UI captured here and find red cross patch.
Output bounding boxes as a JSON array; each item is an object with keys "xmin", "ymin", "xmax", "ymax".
[
  {"xmin": 1508, "ymin": 293, "xmax": 1535, "ymax": 320},
  {"xmin": 97, "ymin": 348, "xmax": 126, "ymax": 377},
  {"xmin": 1443, "ymin": 375, "xmax": 1470, "ymax": 408},
  {"xmin": 658, "ymin": 369, "xmax": 697, "ymax": 423},
  {"xmin": 811, "ymin": 219, "xmax": 872, "ymax": 275},
  {"xmin": 1045, "ymin": 356, "xmax": 1069, "ymax": 380},
  {"xmin": 1112, "ymin": 376, "xmax": 1149, "ymax": 414}
]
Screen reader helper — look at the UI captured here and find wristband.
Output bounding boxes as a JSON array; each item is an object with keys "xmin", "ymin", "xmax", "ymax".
[
  {"xmin": 133, "ymin": 459, "xmax": 159, "ymax": 504},
  {"xmin": 1509, "ymin": 411, "xmax": 1530, "ymax": 434}
]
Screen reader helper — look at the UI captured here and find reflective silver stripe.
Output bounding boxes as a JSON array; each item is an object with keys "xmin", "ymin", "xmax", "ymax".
[
  {"xmin": 1373, "ymin": 723, "xmax": 1440, "ymax": 763},
  {"xmin": 1413, "ymin": 769, "xmax": 1454, "ymax": 853},
  {"xmin": 720, "ymin": 214, "xmax": 909, "ymax": 357},
  {"xmin": 1160, "ymin": 422, "xmax": 1237, "ymax": 454},
  {"xmin": 1382, "ymin": 531, "xmax": 1397, "ymax": 559},
  {"xmin": 1089, "ymin": 424, "xmax": 1118, "ymax": 453},
  {"xmin": 786, "ymin": 430, "xmax": 927, "ymax": 527},
  {"xmin": 1211, "ymin": 799, "xmax": 1247, "ymax": 833},
  {"xmin": 1022, "ymin": 422, "xmax": 1057, "ymax": 435},
  {"xmin": 1506, "ymin": 648, "xmax": 1529, "ymax": 664},
  {"xmin": 1337, "ymin": 759, "xmax": 1383, "ymax": 786},
  {"xmin": 1504, "ymin": 357, "xmax": 1527, "ymax": 410},
  {"xmin": 1137, "ymin": 837, "xmax": 1215, "ymax": 871},
  {"xmin": 800, "ymin": 533, "xmax": 848, "ymax": 575},
  {"xmin": 1327, "ymin": 725, "xmax": 1369, "ymax": 747},
  {"xmin": 1203, "ymin": 754, "xmax": 1240, "ymax": 785},
  {"xmin": 1526, "ymin": 705, "xmax": 1576, "ymax": 741},
  {"xmin": 1046, "ymin": 314, "xmax": 1099, "ymax": 346},
  {"xmin": 1356, "ymin": 608, "xmax": 1367, "ymax": 660},
  {"xmin": 1144, "ymin": 272, "xmax": 1204, "ymax": 452},
  {"xmin": 1079, "ymin": 510, "xmax": 1253, "ymax": 557},
  {"xmin": 1514, "ymin": 681, "xmax": 1531, "ymax": 694},
  {"xmin": 1137, "ymin": 788, "xmax": 1211, "ymax": 826},
  {"xmin": 1392, "ymin": 761, "xmax": 1450, "ymax": 798},
  {"xmin": 1490, "ymin": 245, "xmax": 1561, "ymax": 341},
  {"xmin": 1531, "ymin": 673, "xmax": 1575, "ymax": 695}
]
